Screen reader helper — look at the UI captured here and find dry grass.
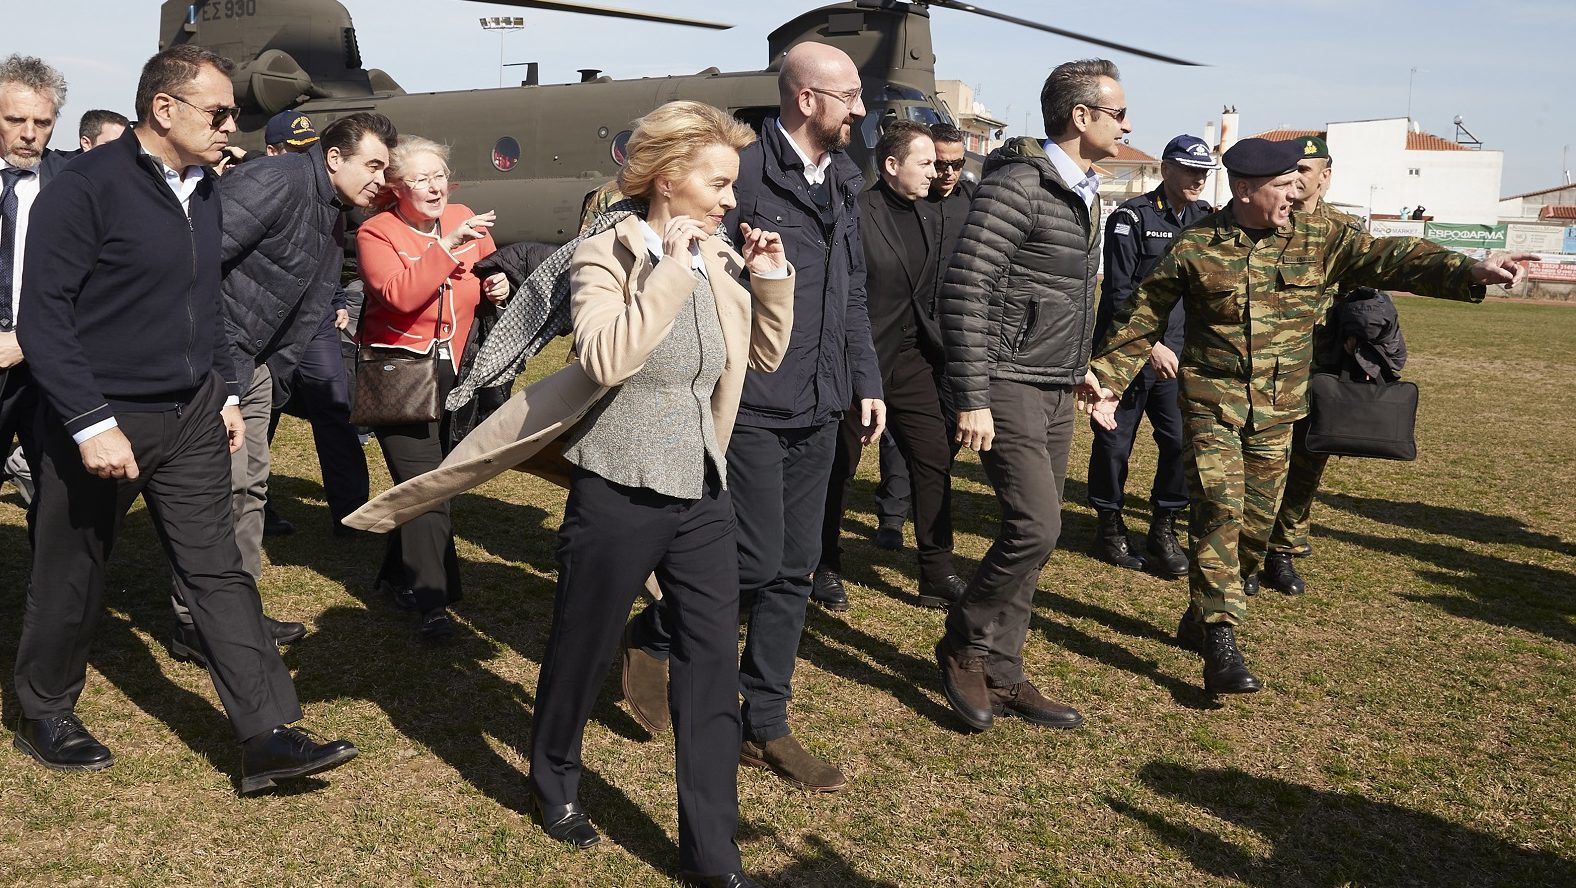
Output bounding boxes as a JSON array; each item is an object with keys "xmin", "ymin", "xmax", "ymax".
[{"xmin": 1, "ymin": 296, "xmax": 1572, "ymax": 887}]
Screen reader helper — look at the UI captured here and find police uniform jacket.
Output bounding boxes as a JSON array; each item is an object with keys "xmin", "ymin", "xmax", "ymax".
[{"xmin": 1093, "ymin": 186, "xmax": 1211, "ymax": 354}]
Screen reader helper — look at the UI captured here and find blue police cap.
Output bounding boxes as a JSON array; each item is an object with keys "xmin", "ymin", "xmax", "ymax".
[
  {"xmin": 264, "ymin": 111, "xmax": 318, "ymax": 148},
  {"xmin": 1161, "ymin": 134, "xmax": 1217, "ymax": 169},
  {"xmin": 1221, "ymin": 138, "xmax": 1303, "ymax": 177}
]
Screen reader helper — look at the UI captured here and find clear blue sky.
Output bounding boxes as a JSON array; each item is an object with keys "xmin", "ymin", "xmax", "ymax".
[{"xmin": 14, "ymin": 0, "xmax": 1573, "ymax": 196}]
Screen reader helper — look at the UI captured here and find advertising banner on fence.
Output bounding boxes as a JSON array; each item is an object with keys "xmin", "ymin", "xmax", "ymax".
[
  {"xmin": 1370, "ymin": 219, "xmax": 1426, "ymax": 238},
  {"xmin": 1525, "ymin": 261, "xmax": 1576, "ymax": 282},
  {"xmin": 1505, "ymin": 223, "xmax": 1567, "ymax": 254},
  {"xmin": 1424, "ymin": 222, "xmax": 1507, "ymax": 250},
  {"xmin": 1565, "ymin": 226, "xmax": 1576, "ymax": 254}
]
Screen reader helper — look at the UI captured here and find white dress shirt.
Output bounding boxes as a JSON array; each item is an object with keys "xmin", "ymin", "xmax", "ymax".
[
  {"xmin": 2, "ymin": 155, "xmax": 42, "ymax": 323},
  {"xmin": 1041, "ymin": 139, "xmax": 1102, "ymax": 208},
  {"xmin": 776, "ymin": 119, "xmax": 833, "ymax": 186}
]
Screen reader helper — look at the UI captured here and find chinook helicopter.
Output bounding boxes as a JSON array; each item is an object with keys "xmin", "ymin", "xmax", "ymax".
[{"xmin": 162, "ymin": 0, "xmax": 1197, "ymax": 244}]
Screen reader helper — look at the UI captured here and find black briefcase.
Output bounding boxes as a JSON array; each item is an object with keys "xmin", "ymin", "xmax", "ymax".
[{"xmin": 1304, "ymin": 371, "xmax": 1418, "ymax": 461}]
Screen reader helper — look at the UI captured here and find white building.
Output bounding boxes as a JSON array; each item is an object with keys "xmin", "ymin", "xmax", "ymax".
[
  {"xmin": 935, "ymin": 80, "xmax": 1006, "ymax": 155},
  {"xmin": 1499, "ymin": 182, "xmax": 1576, "ymax": 222},
  {"xmin": 1247, "ymin": 118, "xmax": 1503, "ymax": 224}
]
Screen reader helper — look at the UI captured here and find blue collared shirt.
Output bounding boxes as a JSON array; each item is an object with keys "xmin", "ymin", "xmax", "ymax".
[{"xmin": 1041, "ymin": 139, "xmax": 1101, "ymax": 208}]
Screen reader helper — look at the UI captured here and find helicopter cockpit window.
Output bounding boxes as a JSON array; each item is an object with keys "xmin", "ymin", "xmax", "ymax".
[
  {"xmin": 879, "ymin": 84, "xmax": 927, "ymax": 103},
  {"xmin": 905, "ymin": 106, "xmax": 945, "ymax": 126}
]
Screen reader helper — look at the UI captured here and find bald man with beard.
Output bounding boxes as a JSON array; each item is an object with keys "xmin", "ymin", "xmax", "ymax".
[{"xmin": 620, "ymin": 42, "xmax": 884, "ymax": 796}]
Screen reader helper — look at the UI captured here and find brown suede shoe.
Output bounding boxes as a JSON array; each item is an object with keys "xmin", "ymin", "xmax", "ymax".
[
  {"xmin": 740, "ymin": 735, "xmax": 846, "ymax": 792},
  {"xmin": 990, "ymin": 680, "xmax": 1083, "ymax": 729},
  {"xmin": 936, "ymin": 638, "xmax": 993, "ymax": 732},
  {"xmin": 620, "ymin": 620, "xmax": 669, "ymax": 735}
]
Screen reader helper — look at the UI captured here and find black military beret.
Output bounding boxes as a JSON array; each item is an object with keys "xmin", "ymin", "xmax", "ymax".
[{"xmin": 1221, "ymin": 138, "xmax": 1303, "ymax": 177}]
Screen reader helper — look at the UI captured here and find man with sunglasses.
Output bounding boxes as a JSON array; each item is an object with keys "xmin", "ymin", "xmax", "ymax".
[
  {"xmin": 1086, "ymin": 134, "xmax": 1216, "ymax": 578},
  {"xmin": 16, "ymin": 44, "xmax": 356, "ymax": 792},
  {"xmin": 936, "ymin": 59, "xmax": 1131, "ymax": 733},
  {"xmin": 162, "ymin": 110, "xmax": 397, "ymax": 668}
]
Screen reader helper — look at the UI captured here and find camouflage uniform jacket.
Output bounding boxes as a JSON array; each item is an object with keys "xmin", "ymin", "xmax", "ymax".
[{"xmin": 1089, "ymin": 205, "xmax": 1484, "ymax": 429}]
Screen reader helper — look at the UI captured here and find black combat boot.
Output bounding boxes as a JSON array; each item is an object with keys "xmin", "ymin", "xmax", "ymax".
[
  {"xmin": 1094, "ymin": 509, "xmax": 1145, "ymax": 571},
  {"xmin": 1260, "ymin": 552, "xmax": 1307, "ymax": 595},
  {"xmin": 1175, "ymin": 606, "xmax": 1205, "ymax": 654},
  {"xmin": 1242, "ymin": 575, "xmax": 1261, "ymax": 596},
  {"xmin": 1145, "ymin": 509, "xmax": 1189, "ymax": 579},
  {"xmin": 1201, "ymin": 623, "xmax": 1261, "ymax": 695}
]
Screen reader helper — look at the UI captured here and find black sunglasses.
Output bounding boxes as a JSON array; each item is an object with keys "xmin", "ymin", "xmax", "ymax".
[
  {"xmin": 1085, "ymin": 104, "xmax": 1128, "ymax": 123},
  {"xmin": 934, "ymin": 159, "xmax": 966, "ymax": 172},
  {"xmin": 167, "ymin": 93, "xmax": 240, "ymax": 129}
]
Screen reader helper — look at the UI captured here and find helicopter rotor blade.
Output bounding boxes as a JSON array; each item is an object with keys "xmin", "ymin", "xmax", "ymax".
[
  {"xmin": 462, "ymin": 0, "xmax": 733, "ymax": 30},
  {"xmin": 919, "ymin": 0, "xmax": 1203, "ymax": 66}
]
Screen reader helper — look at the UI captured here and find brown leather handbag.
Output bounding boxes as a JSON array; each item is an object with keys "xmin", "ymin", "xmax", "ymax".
[{"xmin": 350, "ymin": 282, "xmax": 447, "ymax": 427}]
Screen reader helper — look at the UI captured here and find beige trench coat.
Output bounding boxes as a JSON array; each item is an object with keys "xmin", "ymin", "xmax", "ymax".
[{"xmin": 345, "ymin": 213, "xmax": 795, "ymax": 533}]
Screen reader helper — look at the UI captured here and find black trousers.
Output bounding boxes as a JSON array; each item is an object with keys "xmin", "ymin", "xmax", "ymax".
[
  {"xmin": 530, "ymin": 467, "xmax": 742, "ymax": 876},
  {"xmin": 15, "ymin": 373, "xmax": 301, "ymax": 741},
  {"xmin": 0, "ymin": 364, "xmax": 39, "ymax": 505},
  {"xmin": 1086, "ymin": 365, "xmax": 1188, "ymax": 514},
  {"xmin": 269, "ymin": 308, "xmax": 369, "ymax": 524},
  {"xmin": 945, "ymin": 380, "xmax": 1074, "ymax": 687},
  {"xmin": 874, "ymin": 364, "xmax": 958, "ymax": 528},
  {"xmin": 822, "ymin": 348, "xmax": 958, "ymax": 585},
  {"xmin": 372, "ymin": 359, "xmax": 461, "ymax": 615},
  {"xmin": 631, "ymin": 421, "xmax": 838, "ymax": 742}
]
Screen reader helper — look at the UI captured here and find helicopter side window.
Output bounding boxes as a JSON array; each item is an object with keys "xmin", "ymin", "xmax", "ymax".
[
  {"xmin": 880, "ymin": 84, "xmax": 927, "ymax": 102},
  {"xmin": 905, "ymin": 106, "xmax": 945, "ymax": 126}
]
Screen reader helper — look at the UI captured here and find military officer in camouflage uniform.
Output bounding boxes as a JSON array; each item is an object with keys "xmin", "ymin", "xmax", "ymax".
[
  {"xmin": 1260, "ymin": 135, "xmax": 1361, "ymax": 596},
  {"xmin": 1082, "ymin": 137, "xmax": 1529, "ymax": 696}
]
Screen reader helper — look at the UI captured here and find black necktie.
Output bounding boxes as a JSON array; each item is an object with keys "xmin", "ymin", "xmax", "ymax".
[{"xmin": 1, "ymin": 166, "xmax": 34, "ymax": 330}]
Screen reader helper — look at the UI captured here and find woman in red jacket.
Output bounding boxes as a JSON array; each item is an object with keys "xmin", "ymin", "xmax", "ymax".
[{"xmin": 357, "ymin": 135, "xmax": 509, "ymax": 639}]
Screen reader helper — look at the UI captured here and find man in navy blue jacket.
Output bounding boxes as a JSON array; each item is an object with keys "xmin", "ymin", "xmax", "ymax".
[
  {"xmin": 14, "ymin": 45, "xmax": 355, "ymax": 794},
  {"xmin": 621, "ymin": 42, "xmax": 884, "ymax": 793}
]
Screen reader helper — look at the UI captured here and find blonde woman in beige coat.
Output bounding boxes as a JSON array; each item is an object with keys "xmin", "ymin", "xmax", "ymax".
[{"xmin": 349, "ymin": 102, "xmax": 792, "ymax": 888}]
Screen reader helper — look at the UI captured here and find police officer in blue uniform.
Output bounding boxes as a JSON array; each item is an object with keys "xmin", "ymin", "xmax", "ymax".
[{"xmin": 1087, "ymin": 134, "xmax": 1216, "ymax": 576}]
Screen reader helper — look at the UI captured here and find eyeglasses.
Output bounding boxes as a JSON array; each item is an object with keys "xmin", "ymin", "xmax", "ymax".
[
  {"xmin": 934, "ymin": 159, "xmax": 966, "ymax": 172},
  {"xmin": 166, "ymin": 94, "xmax": 240, "ymax": 129},
  {"xmin": 402, "ymin": 172, "xmax": 450, "ymax": 191},
  {"xmin": 1084, "ymin": 104, "xmax": 1128, "ymax": 123},
  {"xmin": 807, "ymin": 86, "xmax": 863, "ymax": 108}
]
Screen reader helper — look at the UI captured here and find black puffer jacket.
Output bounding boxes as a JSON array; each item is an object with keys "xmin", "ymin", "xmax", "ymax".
[
  {"xmin": 219, "ymin": 144, "xmax": 346, "ymax": 387},
  {"xmin": 939, "ymin": 137, "xmax": 1101, "ymax": 411}
]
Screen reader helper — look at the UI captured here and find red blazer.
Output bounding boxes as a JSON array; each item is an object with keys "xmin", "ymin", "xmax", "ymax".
[{"xmin": 357, "ymin": 202, "xmax": 497, "ymax": 368}]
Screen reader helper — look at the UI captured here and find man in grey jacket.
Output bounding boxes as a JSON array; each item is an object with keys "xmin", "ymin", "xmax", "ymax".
[
  {"xmin": 935, "ymin": 59, "xmax": 1131, "ymax": 733},
  {"xmin": 169, "ymin": 112, "xmax": 394, "ymax": 666}
]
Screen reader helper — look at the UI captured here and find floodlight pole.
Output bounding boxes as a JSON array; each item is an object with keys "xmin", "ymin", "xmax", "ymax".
[{"xmin": 480, "ymin": 17, "xmax": 527, "ymax": 88}]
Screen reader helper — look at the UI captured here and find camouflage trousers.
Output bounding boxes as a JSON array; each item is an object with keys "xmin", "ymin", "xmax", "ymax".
[
  {"xmin": 1183, "ymin": 415, "xmax": 1294, "ymax": 624},
  {"xmin": 1268, "ymin": 416, "xmax": 1330, "ymax": 557}
]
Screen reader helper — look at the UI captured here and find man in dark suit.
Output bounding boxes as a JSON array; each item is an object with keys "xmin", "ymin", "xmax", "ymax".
[
  {"xmin": 870, "ymin": 123, "xmax": 975, "ymax": 551},
  {"xmin": 815, "ymin": 120, "xmax": 967, "ymax": 611},
  {"xmin": 0, "ymin": 54, "xmax": 74, "ymax": 508}
]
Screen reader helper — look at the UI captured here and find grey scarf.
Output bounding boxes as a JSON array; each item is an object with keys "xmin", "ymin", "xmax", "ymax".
[{"xmin": 445, "ymin": 198, "xmax": 645, "ymax": 410}]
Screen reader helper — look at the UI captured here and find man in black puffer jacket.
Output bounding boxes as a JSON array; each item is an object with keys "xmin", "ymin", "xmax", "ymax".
[
  {"xmin": 168, "ymin": 111, "xmax": 396, "ymax": 666},
  {"xmin": 936, "ymin": 59, "xmax": 1131, "ymax": 734}
]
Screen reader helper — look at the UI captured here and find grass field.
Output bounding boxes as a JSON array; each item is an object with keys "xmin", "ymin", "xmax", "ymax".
[{"xmin": 1, "ymin": 296, "xmax": 1572, "ymax": 887}]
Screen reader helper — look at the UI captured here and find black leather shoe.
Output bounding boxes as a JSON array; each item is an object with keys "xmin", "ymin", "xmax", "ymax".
[
  {"xmin": 262, "ymin": 505, "xmax": 295, "ymax": 537},
  {"xmin": 679, "ymin": 872, "xmax": 762, "ymax": 888},
  {"xmin": 13, "ymin": 714, "xmax": 114, "ymax": 771},
  {"xmin": 1202, "ymin": 623, "xmax": 1262, "ymax": 695},
  {"xmin": 378, "ymin": 578, "xmax": 418, "ymax": 611},
  {"xmin": 1260, "ymin": 552, "xmax": 1307, "ymax": 595},
  {"xmin": 169, "ymin": 622, "xmax": 208, "ymax": 667},
  {"xmin": 874, "ymin": 524, "xmax": 904, "ymax": 551},
  {"xmin": 811, "ymin": 568, "xmax": 849, "ymax": 612},
  {"xmin": 238, "ymin": 725, "xmax": 357, "ymax": 794},
  {"xmin": 1145, "ymin": 509, "xmax": 1190, "ymax": 579},
  {"xmin": 1175, "ymin": 607, "xmax": 1205, "ymax": 654},
  {"xmin": 263, "ymin": 615, "xmax": 307, "ymax": 646},
  {"xmin": 533, "ymin": 795, "xmax": 601, "ymax": 849},
  {"xmin": 419, "ymin": 609, "xmax": 455, "ymax": 641},
  {"xmin": 1243, "ymin": 575, "xmax": 1261, "ymax": 597},
  {"xmin": 917, "ymin": 574, "xmax": 967, "ymax": 610},
  {"xmin": 1094, "ymin": 509, "xmax": 1146, "ymax": 571}
]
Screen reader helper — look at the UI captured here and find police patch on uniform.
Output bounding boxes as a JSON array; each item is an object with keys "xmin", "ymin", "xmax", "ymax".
[{"xmin": 1113, "ymin": 223, "xmax": 1132, "ymax": 236}]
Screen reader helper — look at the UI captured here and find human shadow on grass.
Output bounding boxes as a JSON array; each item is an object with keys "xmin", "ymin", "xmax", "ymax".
[
  {"xmin": 797, "ymin": 605, "xmax": 962, "ymax": 730},
  {"xmin": 290, "ymin": 601, "xmax": 676, "ymax": 871},
  {"xmin": 1030, "ymin": 606, "xmax": 1219, "ymax": 711},
  {"xmin": 1107, "ymin": 761, "xmax": 1576, "ymax": 887},
  {"xmin": 1319, "ymin": 525, "xmax": 1575, "ymax": 645},
  {"xmin": 1319, "ymin": 491, "xmax": 1574, "ymax": 557},
  {"xmin": 736, "ymin": 825, "xmax": 901, "ymax": 888}
]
